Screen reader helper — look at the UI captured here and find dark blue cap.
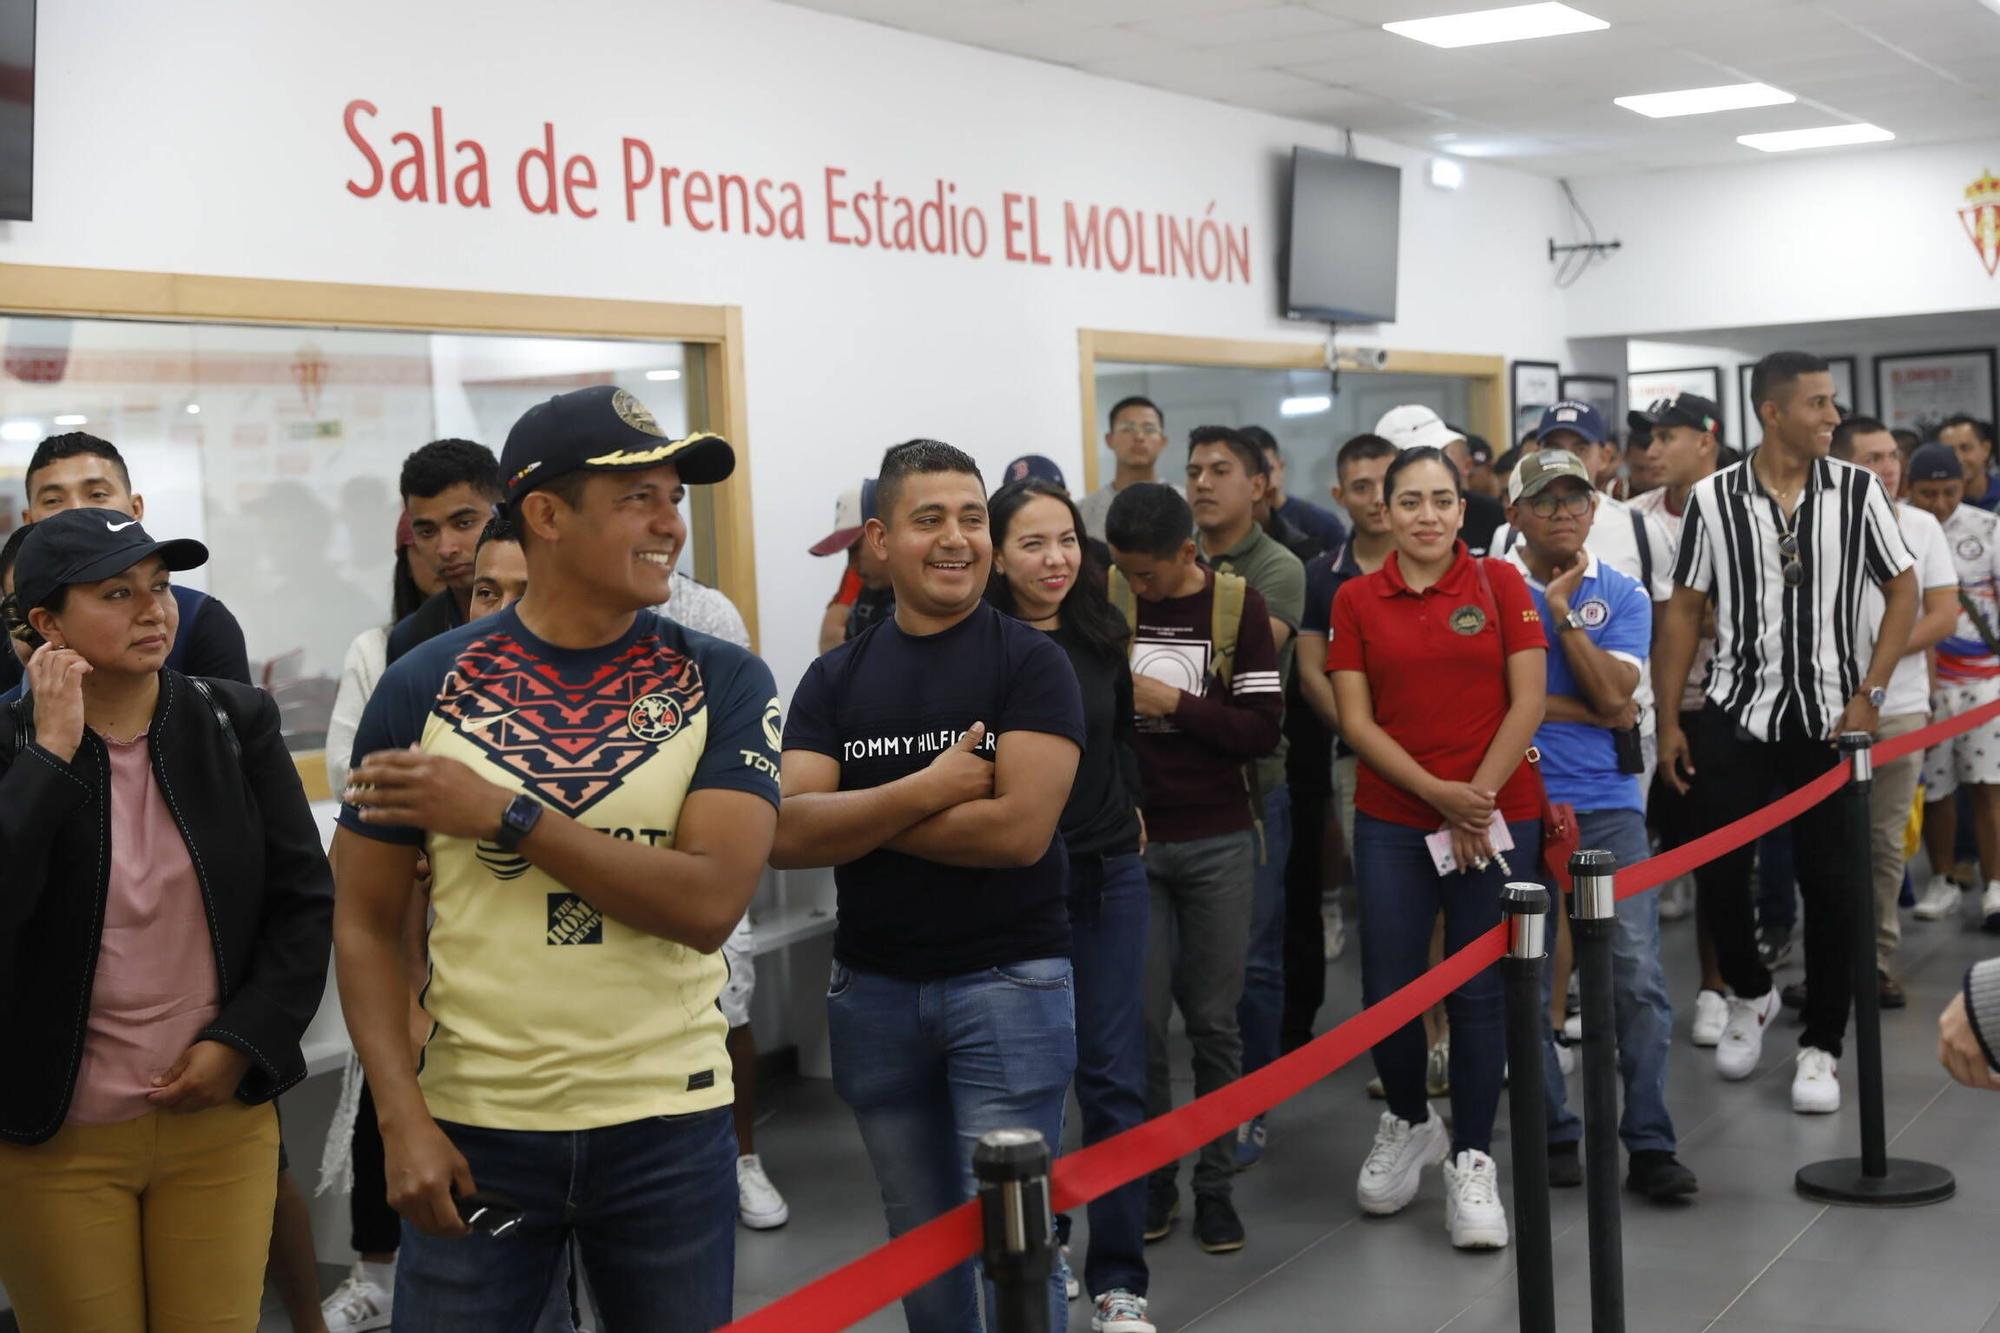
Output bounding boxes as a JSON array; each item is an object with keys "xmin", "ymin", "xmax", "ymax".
[
  {"xmin": 1909, "ymin": 441, "xmax": 1964, "ymax": 484},
  {"xmin": 1003, "ymin": 454, "xmax": 1067, "ymax": 489},
  {"xmin": 1537, "ymin": 400, "xmax": 1610, "ymax": 446}
]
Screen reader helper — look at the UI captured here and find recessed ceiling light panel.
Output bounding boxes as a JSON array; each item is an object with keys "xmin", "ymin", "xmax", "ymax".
[
  {"xmin": 1737, "ymin": 123, "xmax": 1894, "ymax": 152},
  {"xmin": 1614, "ymin": 83, "xmax": 1794, "ymax": 119},
  {"xmin": 1384, "ymin": 3, "xmax": 1607, "ymax": 49}
]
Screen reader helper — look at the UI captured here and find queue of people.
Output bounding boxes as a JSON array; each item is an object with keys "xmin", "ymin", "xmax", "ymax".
[{"xmin": 3, "ymin": 354, "xmax": 1999, "ymax": 1333}]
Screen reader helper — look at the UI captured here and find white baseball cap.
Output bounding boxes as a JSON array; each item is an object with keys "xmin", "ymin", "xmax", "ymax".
[{"xmin": 1374, "ymin": 404, "xmax": 1465, "ymax": 453}]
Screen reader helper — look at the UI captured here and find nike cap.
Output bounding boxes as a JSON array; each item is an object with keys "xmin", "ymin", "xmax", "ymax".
[
  {"xmin": 501, "ymin": 385, "xmax": 735, "ymax": 507},
  {"xmin": 14, "ymin": 508, "xmax": 208, "ymax": 612}
]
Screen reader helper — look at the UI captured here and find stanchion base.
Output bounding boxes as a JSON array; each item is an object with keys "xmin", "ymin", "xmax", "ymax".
[{"xmin": 1795, "ymin": 1157, "xmax": 1955, "ymax": 1207}]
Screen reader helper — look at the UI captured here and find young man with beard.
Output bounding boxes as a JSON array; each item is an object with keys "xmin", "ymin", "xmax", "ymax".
[
  {"xmin": 1188, "ymin": 426, "xmax": 1305, "ymax": 1171},
  {"xmin": 335, "ymin": 386, "xmax": 780, "ymax": 1331},
  {"xmin": 1078, "ymin": 397, "xmax": 1179, "ymax": 541},
  {"xmin": 1656, "ymin": 353, "xmax": 1916, "ymax": 1114},
  {"xmin": 1293, "ymin": 433, "xmax": 1399, "ymax": 999},
  {"xmin": 385, "ymin": 440, "xmax": 504, "ymax": 664},
  {"xmin": 1826, "ymin": 421, "xmax": 1959, "ymax": 1007},
  {"xmin": 1504, "ymin": 450, "xmax": 1695, "ymax": 1202},
  {"xmin": 774, "ymin": 440, "xmax": 1084, "ymax": 1332},
  {"xmin": 1905, "ymin": 441, "xmax": 2000, "ymax": 933},
  {"xmin": 1940, "ymin": 415, "xmax": 2000, "ymax": 514}
]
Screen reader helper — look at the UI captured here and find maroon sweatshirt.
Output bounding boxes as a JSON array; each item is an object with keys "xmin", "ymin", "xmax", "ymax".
[{"xmin": 1129, "ymin": 570, "xmax": 1284, "ymax": 842}]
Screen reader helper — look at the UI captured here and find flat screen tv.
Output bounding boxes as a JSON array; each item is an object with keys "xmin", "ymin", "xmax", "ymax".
[
  {"xmin": 1283, "ymin": 146, "xmax": 1399, "ymax": 325},
  {"xmin": 0, "ymin": 0, "xmax": 31, "ymax": 221}
]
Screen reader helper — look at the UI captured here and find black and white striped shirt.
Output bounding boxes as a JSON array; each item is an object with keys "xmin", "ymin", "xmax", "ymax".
[{"xmin": 1673, "ymin": 451, "xmax": 1913, "ymax": 741}]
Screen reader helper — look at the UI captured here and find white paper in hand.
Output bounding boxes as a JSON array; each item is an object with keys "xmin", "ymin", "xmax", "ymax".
[{"xmin": 1424, "ymin": 812, "xmax": 1516, "ymax": 876}]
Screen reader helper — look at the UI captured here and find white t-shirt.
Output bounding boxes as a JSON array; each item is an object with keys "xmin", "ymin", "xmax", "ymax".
[
  {"xmin": 1632, "ymin": 485, "xmax": 1718, "ymax": 714},
  {"xmin": 1863, "ymin": 503, "xmax": 1956, "ymax": 717}
]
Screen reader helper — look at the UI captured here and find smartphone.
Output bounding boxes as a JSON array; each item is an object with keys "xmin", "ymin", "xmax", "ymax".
[{"xmin": 455, "ymin": 1190, "xmax": 525, "ymax": 1239}]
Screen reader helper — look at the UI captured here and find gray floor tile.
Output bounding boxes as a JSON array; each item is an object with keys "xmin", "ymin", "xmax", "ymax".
[{"xmin": 1722, "ymin": 1256, "xmax": 2000, "ymax": 1333}]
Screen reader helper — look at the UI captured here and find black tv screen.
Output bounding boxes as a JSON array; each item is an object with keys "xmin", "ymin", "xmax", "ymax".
[
  {"xmin": 1284, "ymin": 147, "xmax": 1399, "ymax": 325},
  {"xmin": 0, "ymin": 0, "xmax": 31, "ymax": 221}
]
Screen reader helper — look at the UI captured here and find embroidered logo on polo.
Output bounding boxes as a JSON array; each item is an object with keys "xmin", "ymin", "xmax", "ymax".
[
  {"xmin": 1449, "ymin": 604, "xmax": 1488, "ymax": 635},
  {"xmin": 1576, "ymin": 598, "xmax": 1610, "ymax": 628},
  {"xmin": 1960, "ymin": 537, "xmax": 1987, "ymax": 562},
  {"xmin": 436, "ymin": 630, "xmax": 707, "ymax": 818}
]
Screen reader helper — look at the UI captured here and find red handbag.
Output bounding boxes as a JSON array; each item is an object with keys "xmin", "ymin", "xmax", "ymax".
[{"xmin": 1526, "ymin": 746, "xmax": 1580, "ymax": 893}]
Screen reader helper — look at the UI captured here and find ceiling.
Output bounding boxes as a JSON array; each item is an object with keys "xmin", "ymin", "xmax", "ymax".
[{"xmin": 782, "ymin": 0, "xmax": 2000, "ymax": 177}]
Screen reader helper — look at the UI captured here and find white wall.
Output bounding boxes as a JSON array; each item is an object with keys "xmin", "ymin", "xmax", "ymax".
[
  {"xmin": 1563, "ymin": 139, "xmax": 2000, "ymax": 340},
  {"xmin": 2, "ymin": 0, "xmax": 1571, "ymax": 701}
]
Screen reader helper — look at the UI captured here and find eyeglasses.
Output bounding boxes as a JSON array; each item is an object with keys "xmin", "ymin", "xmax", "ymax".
[
  {"xmin": 1525, "ymin": 489, "xmax": 1593, "ymax": 519},
  {"xmin": 1111, "ymin": 423, "xmax": 1164, "ymax": 439},
  {"xmin": 1778, "ymin": 531, "xmax": 1802, "ymax": 588}
]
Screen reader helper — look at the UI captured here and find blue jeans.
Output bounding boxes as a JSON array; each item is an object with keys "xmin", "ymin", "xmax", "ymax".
[
  {"xmin": 1540, "ymin": 807, "xmax": 1677, "ymax": 1156},
  {"xmin": 1237, "ymin": 786, "xmax": 1292, "ymax": 1082},
  {"xmin": 1354, "ymin": 812, "xmax": 1542, "ymax": 1156},
  {"xmin": 829, "ymin": 958, "xmax": 1076, "ymax": 1333},
  {"xmin": 394, "ymin": 1108, "xmax": 736, "ymax": 1333},
  {"xmin": 1068, "ymin": 853, "xmax": 1150, "ymax": 1298}
]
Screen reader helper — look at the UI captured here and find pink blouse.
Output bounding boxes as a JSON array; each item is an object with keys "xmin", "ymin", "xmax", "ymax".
[{"xmin": 66, "ymin": 732, "xmax": 220, "ymax": 1125}]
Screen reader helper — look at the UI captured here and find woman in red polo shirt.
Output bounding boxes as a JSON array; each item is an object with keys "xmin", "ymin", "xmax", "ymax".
[{"xmin": 1327, "ymin": 445, "xmax": 1546, "ymax": 1252}]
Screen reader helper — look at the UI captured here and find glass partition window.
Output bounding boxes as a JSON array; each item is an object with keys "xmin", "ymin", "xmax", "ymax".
[
  {"xmin": 0, "ymin": 315, "xmax": 695, "ymax": 749},
  {"xmin": 1093, "ymin": 363, "xmax": 1474, "ymax": 503}
]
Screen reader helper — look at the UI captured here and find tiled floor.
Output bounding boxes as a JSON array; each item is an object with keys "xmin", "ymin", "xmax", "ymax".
[
  {"xmin": 38, "ymin": 884, "xmax": 1993, "ymax": 1333},
  {"xmin": 722, "ymin": 892, "xmax": 2000, "ymax": 1333}
]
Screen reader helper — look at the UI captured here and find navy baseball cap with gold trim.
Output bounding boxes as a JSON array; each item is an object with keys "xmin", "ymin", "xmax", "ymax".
[
  {"xmin": 15, "ymin": 508, "xmax": 208, "ymax": 611},
  {"xmin": 500, "ymin": 385, "xmax": 735, "ymax": 506},
  {"xmin": 1629, "ymin": 393, "xmax": 1723, "ymax": 441}
]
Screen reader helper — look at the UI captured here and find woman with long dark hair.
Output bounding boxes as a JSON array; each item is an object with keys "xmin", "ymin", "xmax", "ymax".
[
  {"xmin": 1327, "ymin": 447, "xmax": 1545, "ymax": 1253},
  {"xmin": 987, "ymin": 478, "xmax": 1154, "ymax": 1333}
]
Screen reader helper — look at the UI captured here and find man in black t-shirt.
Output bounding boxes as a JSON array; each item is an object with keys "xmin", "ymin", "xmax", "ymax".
[
  {"xmin": 384, "ymin": 440, "xmax": 502, "ymax": 665},
  {"xmin": 776, "ymin": 440, "xmax": 1083, "ymax": 1332}
]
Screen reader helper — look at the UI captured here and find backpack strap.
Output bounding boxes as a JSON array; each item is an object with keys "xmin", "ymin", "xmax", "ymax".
[
  {"xmin": 1107, "ymin": 567, "xmax": 1139, "ymax": 635},
  {"xmin": 1631, "ymin": 508, "xmax": 1655, "ymax": 592},
  {"xmin": 1209, "ymin": 571, "xmax": 1246, "ymax": 689},
  {"xmin": 186, "ymin": 676, "xmax": 243, "ymax": 765}
]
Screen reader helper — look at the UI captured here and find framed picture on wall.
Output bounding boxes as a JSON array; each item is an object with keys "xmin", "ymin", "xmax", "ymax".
[
  {"xmin": 1559, "ymin": 375, "xmax": 1618, "ymax": 438},
  {"xmin": 1511, "ymin": 360, "xmax": 1562, "ymax": 446},
  {"xmin": 1628, "ymin": 365, "xmax": 1723, "ymax": 421},
  {"xmin": 1874, "ymin": 349, "xmax": 1998, "ymax": 438}
]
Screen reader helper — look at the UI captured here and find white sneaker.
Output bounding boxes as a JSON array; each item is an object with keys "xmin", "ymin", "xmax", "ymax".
[
  {"xmin": 1356, "ymin": 1111, "xmax": 1449, "ymax": 1215},
  {"xmin": 1442, "ymin": 1150, "xmax": 1510, "ymax": 1250},
  {"xmin": 1092, "ymin": 1289, "xmax": 1155, "ymax": 1333},
  {"xmin": 1984, "ymin": 883, "xmax": 2000, "ymax": 933},
  {"xmin": 1324, "ymin": 901, "xmax": 1348, "ymax": 961},
  {"xmin": 1792, "ymin": 1047, "xmax": 1840, "ymax": 1113},
  {"xmin": 1691, "ymin": 989, "xmax": 1728, "ymax": 1048},
  {"xmin": 1555, "ymin": 1041, "xmax": 1576, "ymax": 1077},
  {"xmin": 1659, "ymin": 878, "xmax": 1694, "ymax": 922},
  {"xmin": 1561, "ymin": 1011, "xmax": 1582, "ymax": 1044},
  {"xmin": 1716, "ymin": 990, "xmax": 1781, "ymax": 1081},
  {"xmin": 1059, "ymin": 1244, "xmax": 1079, "ymax": 1300},
  {"xmin": 322, "ymin": 1265, "xmax": 392, "ymax": 1333},
  {"xmin": 737, "ymin": 1153, "xmax": 790, "ymax": 1229},
  {"xmin": 1914, "ymin": 874, "xmax": 1963, "ymax": 921}
]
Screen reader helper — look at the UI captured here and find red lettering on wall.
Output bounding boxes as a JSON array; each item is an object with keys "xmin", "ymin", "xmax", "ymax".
[{"xmin": 344, "ymin": 100, "xmax": 383, "ymax": 198}]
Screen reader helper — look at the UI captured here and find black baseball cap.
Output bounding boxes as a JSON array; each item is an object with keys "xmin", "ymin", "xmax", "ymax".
[
  {"xmin": 1908, "ymin": 441, "xmax": 1963, "ymax": 483},
  {"xmin": 14, "ymin": 508, "xmax": 208, "ymax": 611},
  {"xmin": 1629, "ymin": 393, "xmax": 1724, "ymax": 442},
  {"xmin": 500, "ymin": 385, "xmax": 735, "ymax": 507}
]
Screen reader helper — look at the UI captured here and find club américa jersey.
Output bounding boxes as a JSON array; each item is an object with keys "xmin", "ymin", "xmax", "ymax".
[{"xmin": 339, "ymin": 607, "xmax": 781, "ymax": 1131}]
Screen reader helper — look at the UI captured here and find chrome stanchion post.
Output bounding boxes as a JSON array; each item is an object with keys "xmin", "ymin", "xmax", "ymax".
[
  {"xmin": 1569, "ymin": 848, "xmax": 1625, "ymax": 1333},
  {"xmin": 1501, "ymin": 881, "xmax": 1557, "ymax": 1333},
  {"xmin": 975, "ymin": 1128, "xmax": 1054, "ymax": 1333},
  {"xmin": 1795, "ymin": 733, "xmax": 1955, "ymax": 1207}
]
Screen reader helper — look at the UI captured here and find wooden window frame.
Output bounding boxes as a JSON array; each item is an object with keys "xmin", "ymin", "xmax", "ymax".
[
  {"xmin": 1078, "ymin": 328, "xmax": 1506, "ymax": 491},
  {"xmin": 0, "ymin": 262, "xmax": 759, "ymax": 800}
]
